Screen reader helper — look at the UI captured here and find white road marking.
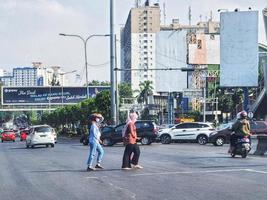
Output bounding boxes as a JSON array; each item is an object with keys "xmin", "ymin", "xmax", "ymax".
[
  {"xmin": 84, "ymin": 168, "xmax": 267, "ymax": 179},
  {"xmin": 85, "ymin": 176, "xmax": 99, "ymax": 179},
  {"xmin": 245, "ymin": 169, "xmax": 267, "ymax": 174},
  {"xmin": 130, "ymin": 168, "xmax": 251, "ymax": 177}
]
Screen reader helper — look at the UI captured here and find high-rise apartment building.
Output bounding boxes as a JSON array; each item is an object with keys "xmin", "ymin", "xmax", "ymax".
[
  {"xmin": 0, "ymin": 65, "xmax": 66, "ymax": 87},
  {"xmin": 121, "ymin": 1, "xmax": 160, "ymax": 92},
  {"xmin": 0, "ymin": 67, "xmax": 38, "ymax": 86}
]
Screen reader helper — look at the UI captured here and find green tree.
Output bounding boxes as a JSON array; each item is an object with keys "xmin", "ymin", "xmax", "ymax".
[
  {"xmin": 95, "ymin": 90, "xmax": 111, "ymax": 121},
  {"xmin": 119, "ymin": 83, "xmax": 133, "ymax": 99},
  {"xmin": 135, "ymin": 80, "xmax": 154, "ymax": 105}
]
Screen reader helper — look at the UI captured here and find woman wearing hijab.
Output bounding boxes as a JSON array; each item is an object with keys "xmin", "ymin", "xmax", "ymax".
[{"xmin": 121, "ymin": 111, "xmax": 143, "ymax": 170}]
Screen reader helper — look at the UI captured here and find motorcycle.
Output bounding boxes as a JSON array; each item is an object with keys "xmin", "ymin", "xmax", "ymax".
[{"xmin": 231, "ymin": 137, "xmax": 251, "ymax": 158}]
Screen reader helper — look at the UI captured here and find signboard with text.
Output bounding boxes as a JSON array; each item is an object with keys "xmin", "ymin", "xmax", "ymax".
[{"xmin": 1, "ymin": 86, "xmax": 109, "ymax": 105}]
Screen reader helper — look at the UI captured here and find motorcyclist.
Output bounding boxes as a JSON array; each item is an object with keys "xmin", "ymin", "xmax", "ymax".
[{"xmin": 228, "ymin": 111, "xmax": 251, "ymax": 153}]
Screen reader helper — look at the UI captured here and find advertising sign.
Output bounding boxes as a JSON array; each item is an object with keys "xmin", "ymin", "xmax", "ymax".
[
  {"xmin": 2, "ymin": 86, "xmax": 109, "ymax": 105},
  {"xmin": 188, "ymin": 33, "xmax": 220, "ymax": 65},
  {"xmin": 220, "ymin": 11, "xmax": 258, "ymax": 87}
]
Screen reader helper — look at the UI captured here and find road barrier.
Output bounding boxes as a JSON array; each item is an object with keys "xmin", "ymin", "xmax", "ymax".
[{"xmin": 253, "ymin": 135, "xmax": 267, "ymax": 156}]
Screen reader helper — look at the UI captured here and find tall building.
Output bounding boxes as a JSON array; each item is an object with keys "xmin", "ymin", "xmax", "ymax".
[
  {"xmin": 0, "ymin": 64, "xmax": 66, "ymax": 87},
  {"xmin": 121, "ymin": 1, "xmax": 160, "ymax": 92},
  {"xmin": 121, "ymin": 1, "xmax": 220, "ymax": 94},
  {"xmin": 0, "ymin": 67, "xmax": 38, "ymax": 86}
]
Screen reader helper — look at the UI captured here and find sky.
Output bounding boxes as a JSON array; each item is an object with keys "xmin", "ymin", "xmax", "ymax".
[{"xmin": 0, "ymin": 0, "xmax": 266, "ymax": 85}]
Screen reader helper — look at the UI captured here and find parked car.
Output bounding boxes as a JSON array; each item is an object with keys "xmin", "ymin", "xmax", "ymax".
[
  {"xmin": 158, "ymin": 124, "xmax": 175, "ymax": 130},
  {"xmin": 26, "ymin": 125, "xmax": 55, "ymax": 148},
  {"xmin": 80, "ymin": 125, "xmax": 114, "ymax": 145},
  {"xmin": 1, "ymin": 130, "xmax": 16, "ymax": 142},
  {"xmin": 209, "ymin": 120, "xmax": 267, "ymax": 146},
  {"xmin": 100, "ymin": 120, "xmax": 158, "ymax": 146},
  {"xmin": 20, "ymin": 129, "xmax": 29, "ymax": 141},
  {"xmin": 157, "ymin": 122, "xmax": 215, "ymax": 145}
]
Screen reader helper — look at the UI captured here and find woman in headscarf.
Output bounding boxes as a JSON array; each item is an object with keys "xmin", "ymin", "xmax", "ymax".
[{"xmin": 121, "ymin": 111, "xmax": 143, "ymax": 170}]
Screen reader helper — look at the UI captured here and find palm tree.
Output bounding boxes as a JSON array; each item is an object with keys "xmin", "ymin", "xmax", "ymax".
[{"xmin": 135, "ymin": 81, "xmax": 154, "ymax": 105}]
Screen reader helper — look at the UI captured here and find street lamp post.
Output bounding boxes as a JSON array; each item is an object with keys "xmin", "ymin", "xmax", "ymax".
[
  {"xmin": 59, "ymin": 70, "xmax": 77, "ymax": 107},
  {"xmin": 110, "ymin": 0, "xmax": 116, "ymax": 125},
  {"xmin": 59, "ymin": 33, "xmax": 109, "ymax": 99}
]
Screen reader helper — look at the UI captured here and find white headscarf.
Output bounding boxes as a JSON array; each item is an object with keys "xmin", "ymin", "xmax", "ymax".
[{"xmin": 122, "ymin": 112, "xmax": 138, "ymax": 137}]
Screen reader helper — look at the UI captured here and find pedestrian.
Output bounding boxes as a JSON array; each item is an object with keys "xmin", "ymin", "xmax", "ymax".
[
  {"xmin": 122, "ymin": 111, "xmax": 143, "ymax": 170},
  {"xmin": 86, "ymin": 113, "xmax": 105, "ymax": 171}
]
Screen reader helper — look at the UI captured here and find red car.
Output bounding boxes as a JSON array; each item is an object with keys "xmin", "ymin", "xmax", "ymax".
[
  {"xmin": 20, "ymin": 130, "xmax": 29, "ymax": 141},
  {"xmin": 1, "ymin": 130, "xmax": 16, "ymax": 142}
]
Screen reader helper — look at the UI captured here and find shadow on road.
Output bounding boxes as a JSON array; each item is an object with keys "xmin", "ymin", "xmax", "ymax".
[{"xmin": 29, "ymin": 168, "xmax": 123, "ymax": 173}]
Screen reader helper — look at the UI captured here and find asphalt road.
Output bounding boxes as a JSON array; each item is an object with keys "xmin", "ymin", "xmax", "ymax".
[{"xmin": 1, "ymin": 137, "xmax": 267, "ymax": 200}]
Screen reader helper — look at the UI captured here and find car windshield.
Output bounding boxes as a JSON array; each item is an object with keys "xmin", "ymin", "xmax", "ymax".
[
  {"xmin": 35, "ymin": 127, "xmax": 51, "ymax": 133},
  {"xmin": 217, "ymin": 122, "xmax": 233, "ymax": 130},
  {"xmin": 3, "ymin": 132, "xmax": 14, "ymax": 134}
]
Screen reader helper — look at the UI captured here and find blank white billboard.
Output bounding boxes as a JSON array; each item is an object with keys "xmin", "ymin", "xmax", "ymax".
[
  {"xmin": 220, "ymin": 11, "xmax": 258, "ymax": 87},
  {"xmin": 188, "ymin": 33, "xmax": 220, "ymax": 64},
  {"xmin": 156, "ymin": 30, "xmax": 187, "ymax": 92}
]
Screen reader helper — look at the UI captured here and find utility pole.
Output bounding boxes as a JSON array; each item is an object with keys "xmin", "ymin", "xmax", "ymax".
[
  {"xmin": 203, "ymin": 87, "xmax": 206, "ymax": 122},
  {"xmin": 115, "ymin": 34, "xmax": 119, "ymax": 125},
  {"xmin": 110, "ymin": 0, "xmax": 116, "ymax": 124},
  {"xmin": 168, "ymin": 92, "xmax": 174, "ymax": 124}
]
